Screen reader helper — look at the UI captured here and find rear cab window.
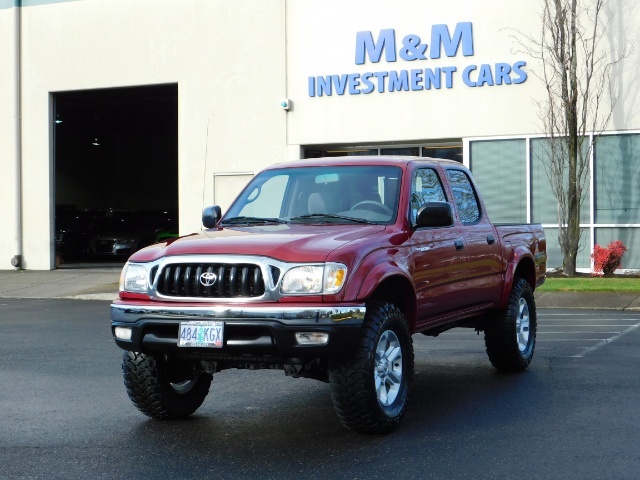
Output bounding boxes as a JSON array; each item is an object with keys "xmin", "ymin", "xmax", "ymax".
[{"xmin": 446, "ymin": 169, "xmax": 481, "ymax": 225}]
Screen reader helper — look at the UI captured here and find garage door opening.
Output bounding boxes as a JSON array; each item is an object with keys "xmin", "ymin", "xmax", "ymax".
[{"xmin": 54, "ymin": 84, "xmax": 178, "ymax": 268}]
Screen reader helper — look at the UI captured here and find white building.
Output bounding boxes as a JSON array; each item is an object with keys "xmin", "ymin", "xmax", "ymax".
[{"xmin": 1, "ymin": 0, "xmax": 639, "ymax": 270}]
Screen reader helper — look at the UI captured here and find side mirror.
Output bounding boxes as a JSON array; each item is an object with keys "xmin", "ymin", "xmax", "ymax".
[
  {"xmin": 202, "ymin": 206, "xmax": 222, "ymax": 228},
  {"xmin": 415, "ymin": 202, "xmax": 453, "ymax": 228}
]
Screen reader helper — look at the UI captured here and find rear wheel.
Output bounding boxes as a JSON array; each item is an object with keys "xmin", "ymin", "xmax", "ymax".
[
  {"xmin": 329, "ymin": 302, "xmax": 414, "ymax": 434},
  {"xmin": 122, "ymin": 351, "xmax": 212, "ymax": 419},
  {"xmin": 484, "ymin": 277, "xmax": 537, "ymax": 372}
]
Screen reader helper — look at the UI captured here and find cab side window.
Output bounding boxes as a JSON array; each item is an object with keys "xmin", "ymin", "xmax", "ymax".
[
  {"xmin": 446, "ymin": 169, "xmax": 480, "ymax": 224},
  {"xmin": 410, "ymin": 168, "xmax": 446, "ymax": 224}
]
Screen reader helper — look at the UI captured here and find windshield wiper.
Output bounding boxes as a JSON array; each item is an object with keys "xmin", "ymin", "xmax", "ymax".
[
  {"xmin": 220, "ymin": 216, "xmax": 288, "ymax": 225},
  {"xmin": 290, "ymin": 214, "xmax": 374, "ymax": 225}
]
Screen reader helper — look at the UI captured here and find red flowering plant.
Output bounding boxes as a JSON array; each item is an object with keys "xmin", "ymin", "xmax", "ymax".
[{"xmin": 591, "ymin": 240, "xmax": 627, "ymax": 277}]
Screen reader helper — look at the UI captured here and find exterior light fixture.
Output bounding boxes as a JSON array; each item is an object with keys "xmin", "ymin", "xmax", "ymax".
[
  {"xmin": 280, "ymin": 99, "xmax": 292, "ymax": 110},
  {"xmin": 92, "ymin": 138, "xmax": 100, "ymax": 146}
]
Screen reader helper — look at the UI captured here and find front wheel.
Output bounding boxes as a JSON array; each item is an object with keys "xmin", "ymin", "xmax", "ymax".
[
  {"xmin": 329, "ymin": 302, "xmax": 414, "ymax": 434},
  {"xmin": 484, "ymin": 277, "xmax": 537, "ymax": 372},
  {"xmin": 122, "ymin": 351, "xmax": 212, "ymax": 419}
]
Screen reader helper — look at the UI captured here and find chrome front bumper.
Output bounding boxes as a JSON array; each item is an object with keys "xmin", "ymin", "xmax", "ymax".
[
  {"xmin": 111, "ymin": 303, "xmax": 366, "ymax": 324},
  {"xmin": 110, "ymin": 303, "xmax": 367, "ymax": 360}
]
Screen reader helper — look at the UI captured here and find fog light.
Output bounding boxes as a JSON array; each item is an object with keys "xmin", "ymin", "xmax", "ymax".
[
  {"xmin": 114, "ymin": 327, "xmax": 132, "ymax": 341},
  {"xmin": 295, "ymin": 332, "xmax": 329, "ymax": 345}
]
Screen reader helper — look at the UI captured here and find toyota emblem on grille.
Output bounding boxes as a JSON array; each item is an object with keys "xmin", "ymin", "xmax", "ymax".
[{"xmin": 200, "ymin": 272, "xmax": 217, "ymax": 287}]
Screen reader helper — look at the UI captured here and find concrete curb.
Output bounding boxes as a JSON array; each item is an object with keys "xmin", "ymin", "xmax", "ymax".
[{"xmin": 61, "ymin": 293, "xmax": 119, "ymax": 301}]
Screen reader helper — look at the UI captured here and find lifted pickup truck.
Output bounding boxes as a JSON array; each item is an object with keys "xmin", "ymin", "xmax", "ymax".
[{"xmin": 111, "ymin": 156, "xmax": 546, "ymax": 434}]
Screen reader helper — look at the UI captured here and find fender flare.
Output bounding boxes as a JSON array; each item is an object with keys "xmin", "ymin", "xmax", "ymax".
[
  {"xmin": 498, "ymin": 245, "xmax": 536, "ymax": 311},
  {"xmin": 353, "ymin": 261, "xmax": 413, "ymax": 299},
  {"xmin": 346, "ymin": 260, "xmax": 417, "ymax": 329}
]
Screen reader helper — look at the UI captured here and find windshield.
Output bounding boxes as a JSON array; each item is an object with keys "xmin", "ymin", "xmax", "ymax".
[{"xmin": 222, "ymin": 165, "xmax": 402, "ymax": 225}]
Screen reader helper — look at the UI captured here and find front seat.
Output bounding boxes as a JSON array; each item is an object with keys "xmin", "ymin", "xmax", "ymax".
[{"xmin": 308, "ymin": 192, "xmax": 332, "ymax": 214}]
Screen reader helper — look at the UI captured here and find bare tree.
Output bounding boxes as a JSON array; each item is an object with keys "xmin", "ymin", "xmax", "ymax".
[{"xmin": 515, "ymin": 0, "xmax": 629, "ymax": 276}]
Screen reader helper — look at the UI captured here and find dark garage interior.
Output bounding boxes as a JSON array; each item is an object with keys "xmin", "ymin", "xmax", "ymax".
[{"xmin": 54, "ymin": 84, "xmax": 178, "ymax": 267}]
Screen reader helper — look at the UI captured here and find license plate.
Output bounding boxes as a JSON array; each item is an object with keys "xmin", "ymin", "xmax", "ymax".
[{"xmin": 178, "ymin": 321, "xmax": 224, "ymax": 348}]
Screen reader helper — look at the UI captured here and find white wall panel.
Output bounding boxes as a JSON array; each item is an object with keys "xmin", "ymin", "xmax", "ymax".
[
  {"xmin": 2, "ymin": 0, "xmax": 639, "ymax": 269},
  {"xmin": 0, "ymin": 5, "xmax": 22, "ymax": 269},
  {"xmin": 12, "ymin": 0, "xmax": 287, "ymax": 269}
]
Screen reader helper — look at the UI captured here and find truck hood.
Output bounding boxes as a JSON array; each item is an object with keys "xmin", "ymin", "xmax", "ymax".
[{"xmin": 129, "ymin": 224, "xmax": 387, "ymax": 263}]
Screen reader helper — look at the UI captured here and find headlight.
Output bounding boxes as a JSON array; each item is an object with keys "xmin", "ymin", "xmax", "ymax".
[
  {"xmin": 281, "ymin": 263, "xmax": 347, "ymax": 295},
  {"xmin": 120, "ymin": 263, "xmax": 148, "ymax": 293}
]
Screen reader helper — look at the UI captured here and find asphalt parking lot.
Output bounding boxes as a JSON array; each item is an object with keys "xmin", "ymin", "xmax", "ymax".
[
  {"xmin": 536, "ymin": 310, "xmax": 640, "ymax": 357},
  {"xmin": 428, "ymin": 309, "xmax": 640, "ymax": 359},
  {"xmin": 1, "ymin": 299, "xmax": 639, "ymax": 479}
]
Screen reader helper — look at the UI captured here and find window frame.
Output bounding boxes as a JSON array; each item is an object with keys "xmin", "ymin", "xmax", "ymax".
[{"xmin": 445, "ymin": 167, "xmax": 482, "ymax": 226}]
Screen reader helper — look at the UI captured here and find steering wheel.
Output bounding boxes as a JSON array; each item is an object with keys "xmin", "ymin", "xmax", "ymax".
[{"xmin": 350, "ymin": 200, "xmax": 393, "ymax": 215}]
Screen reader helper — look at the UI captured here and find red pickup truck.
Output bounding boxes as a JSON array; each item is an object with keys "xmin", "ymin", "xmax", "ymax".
[{"xmin": 111, "ymin": 156, "xmax": 546, "ymax": 434}]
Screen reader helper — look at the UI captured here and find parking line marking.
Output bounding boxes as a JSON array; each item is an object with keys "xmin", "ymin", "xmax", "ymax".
[
  {"xmin": 540, "ymin": 316, "xmax": 640, "ymax": 320},
  {"xmin": 541, "ymin": 325, "xmax": 635, "ymax": 327},
  {"xmin": 540, "ymin": 316, "xmax": 640, "ymax": 319},
  {"xmin": 539, "ymin": 338, "xmax": 609, "ymax": 341},
  {"xmin": 538, "ymin": 332, "xmax": 622, "ymax": 334},
  {"xmin": 431, "ymin": 314, "xmax": 640, "ymax": 360},
  {"xmin": 570, "ymin": 321, "xmax": 640, "ymax": 358}
]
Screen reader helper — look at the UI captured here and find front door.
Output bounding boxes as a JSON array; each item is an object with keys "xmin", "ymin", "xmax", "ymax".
[{"xmin": 409, "ymin": 166, "xmax": 469, "ymax": 323}]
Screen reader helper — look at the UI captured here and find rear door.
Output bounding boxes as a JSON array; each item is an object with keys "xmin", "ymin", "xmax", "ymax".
[{"xmin": 444, "ymin": 168, "xmax": 503, "ymax": 308}]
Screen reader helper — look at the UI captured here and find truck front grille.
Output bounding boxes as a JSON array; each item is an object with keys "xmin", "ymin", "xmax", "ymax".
[{"xmin": 156, "ymin": 263, "xmax": 265, "ymax": 298}]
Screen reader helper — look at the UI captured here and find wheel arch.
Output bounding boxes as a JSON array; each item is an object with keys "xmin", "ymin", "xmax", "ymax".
[
  {"xmin": 514, "ymin": 256, "xmax": 537, "ymax": 290},
  {"xmin": 498, "ymin": 248, "xmax": 537, "ymax": 311},
  {"xmin": 361, "ymin": 274, "xmax": 417, "ymax": 333}
]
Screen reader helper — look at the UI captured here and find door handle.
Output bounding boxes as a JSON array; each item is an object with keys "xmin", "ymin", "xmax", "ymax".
[
  {"xmin": 487, "ymin": 235, "xmax": 495, "ymax": 245},
  {"xmin": 455, "ymin": 239, "xmax": 465, "ymax": 251}
]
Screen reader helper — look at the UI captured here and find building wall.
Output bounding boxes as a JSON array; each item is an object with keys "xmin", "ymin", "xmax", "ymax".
[
  {"xmin": 285, "ymin": 0, "xmax": 640, "ymax": 146},
  {"xmin": 287, "ymin": 0, "xmax": 543, "ymax": 145},
  {"xmin": 0, "ymin": 4, "xmax": 21, "ymax": 269},
  {"xmin": 1, "ymin": 0, "xmax": 287, "ymax": 269},
  {"xmin": 1, "ymin": 0, "xmax": 639, "ymax": 269}
]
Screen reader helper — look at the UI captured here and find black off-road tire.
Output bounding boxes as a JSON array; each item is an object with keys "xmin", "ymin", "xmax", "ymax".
[
  {"xmin": 122, "ymin": 351, "xmax": 212, "ymax": 419},
  {"xmin": 485, "ymin": 277, "xmax": 537, "ymax": 372},
  {"xmin": 329, "ymin": 302, "xmax": 414, "ymax": 434}
]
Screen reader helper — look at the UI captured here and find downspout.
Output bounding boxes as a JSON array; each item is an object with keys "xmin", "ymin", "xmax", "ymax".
[{"xmin": 11, "ymin": 0, "xmax": 23, "ymax": 269}]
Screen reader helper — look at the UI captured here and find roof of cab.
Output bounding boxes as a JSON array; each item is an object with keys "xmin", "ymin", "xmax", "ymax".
[{"xmin": 262, "ymin": 155, "xmax": 465, "ymax": 170}]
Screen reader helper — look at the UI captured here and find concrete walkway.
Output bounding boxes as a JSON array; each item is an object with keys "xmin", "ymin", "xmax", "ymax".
[
  {"xmin": 0, "ymin": 268, "xmax": 121, "ymax": 301},
  {"xmin": 535, "ymin": 290, "xmax": 640, "ymax": 310},
  {"xmin": 1, "ymin": 268, "xmax": 640, "ymax": 309}
]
